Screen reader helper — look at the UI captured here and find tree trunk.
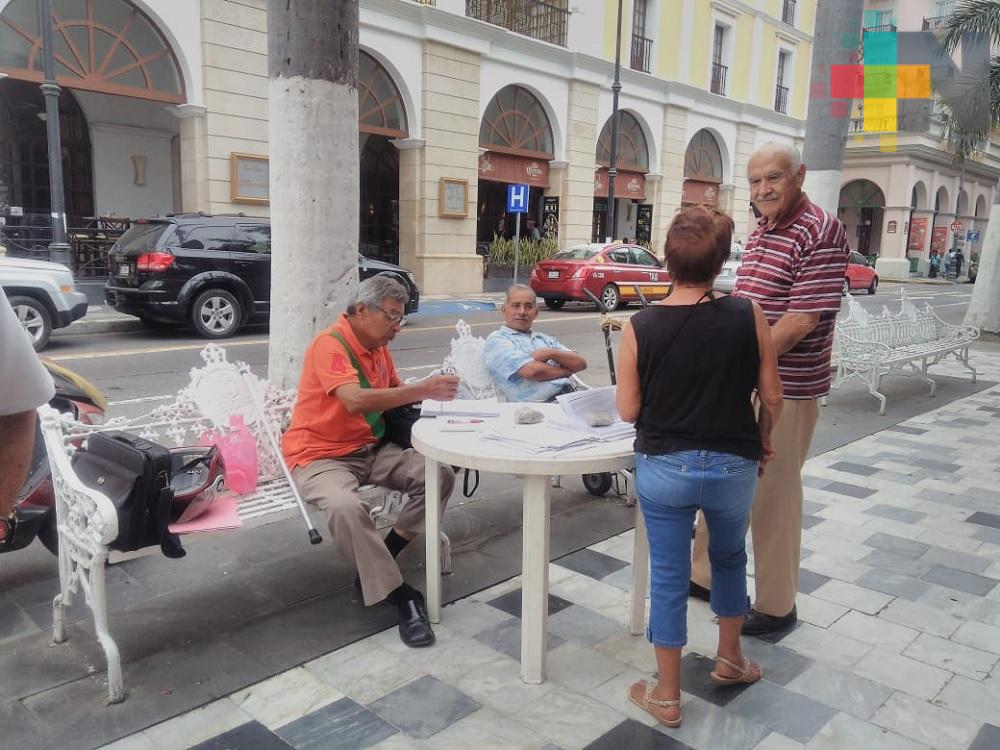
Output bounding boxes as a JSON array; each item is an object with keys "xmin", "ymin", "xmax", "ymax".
[
  {"xmin": 963, "ymin": 191, "xmax": 1000, "ymax": 333},
  {"xmin": 267, "ymin": 0, "xmax": 359, "ymax": 389},
  {"xmin": 801, "ymin": 0, "xmax": 864, "ymax": 215}
]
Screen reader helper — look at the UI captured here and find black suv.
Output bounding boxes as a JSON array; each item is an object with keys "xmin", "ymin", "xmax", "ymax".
[{"xmin": 105, "ymin": 214, "xmax": 419, "ymax": 338}]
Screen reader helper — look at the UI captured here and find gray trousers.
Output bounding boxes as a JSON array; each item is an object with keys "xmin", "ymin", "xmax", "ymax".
[{"xmin": 292, "ymin": 442, "xmax": 455, "ymax": 606}]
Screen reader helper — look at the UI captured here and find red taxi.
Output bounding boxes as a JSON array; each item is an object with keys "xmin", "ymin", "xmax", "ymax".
[
  {"xmin": 844, "ymin": 250, "xmax": 879, "ymax": 295},
  {"xmin": 529, "ymin": 243, "xmax": 670, "ymax": 310}
]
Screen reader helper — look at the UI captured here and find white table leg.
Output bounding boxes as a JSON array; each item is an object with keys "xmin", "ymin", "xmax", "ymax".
[
  {"xmin": 630, "ymin": 502, "xmax": 649, "ymax": 636},
  {"xmin": 425, "ymin": 456, "xmax": 441, "ymax": 624},
  {"xmin": 520, "ymin": 474, "xmax": 551, "ymax": 684}
]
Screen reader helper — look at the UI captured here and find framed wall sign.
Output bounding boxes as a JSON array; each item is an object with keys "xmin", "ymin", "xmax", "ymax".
[
  {"xmin": 439, "ymin": 177, "xmax": 468, "ymax": 218},
  {"xmin": 230, "ymin": 153, "xmax": 269, "ymax": 205}
]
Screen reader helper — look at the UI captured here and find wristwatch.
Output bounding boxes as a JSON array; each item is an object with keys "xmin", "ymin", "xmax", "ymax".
[{"xmin": 0, "ymin": 513, "xmax": 16, "ymax": 545}]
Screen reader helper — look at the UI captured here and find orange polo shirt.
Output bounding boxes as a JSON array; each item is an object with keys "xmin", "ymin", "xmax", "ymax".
[{"xmin": 282, "ymin": 314, "xmax": 400, "ymax": 468}]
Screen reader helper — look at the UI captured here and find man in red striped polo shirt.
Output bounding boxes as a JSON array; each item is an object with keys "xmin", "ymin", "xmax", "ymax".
[{"xmin": 690, "ymin": 142, "xmax": 849, "ymax": 635}]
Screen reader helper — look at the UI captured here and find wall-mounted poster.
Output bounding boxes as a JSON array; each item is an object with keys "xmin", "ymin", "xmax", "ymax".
[
  {"xmin": 907, "ymin": 217, "xmax": 927, "ymax": 252},
  {"xmin": 542, "ymin": 196, "xmax": 559, "ymax": 238},
  {"xmin": 439, "ymin": 178, "xmax": 468, "ymax": 218},
  {"xmin": 230, "ymin": 153, "xmax": 269, "ymax": 204},
  {"xmin": 930, "ymin": 225, "xmax": 948, "ymax": 254}
]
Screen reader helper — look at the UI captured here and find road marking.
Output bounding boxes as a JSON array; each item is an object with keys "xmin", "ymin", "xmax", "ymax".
[
  {"xmin": 931, "ymin": 302, "xmax": 972, "ymax": 308},
  {"xmin": 47, "ymin": 313, "xmax": 608, "ymax": 362}
]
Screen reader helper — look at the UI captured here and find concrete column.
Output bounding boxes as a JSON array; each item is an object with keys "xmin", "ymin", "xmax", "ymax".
[
  {"xmin": 391, "ymin": 138, "xmax": 426, "ymax": 280},
  {"xmin": 732, "ymin": 122, "xmax": 758, "ymax": 240},
  {"xmin": 418, "ymin": 40, "xmax": 481, "ymax": 294},
  {"xmin": 655, "ymin": 104, "xmax": 688, "ymax": 247},
  {"xmin": 874, "ymin": 206, "xmax": 911, "ymax": 280},
  {"xmin": 559, "ymin": 80, "xmax": 599, "ymax": 249},
  {"xmin": 169, "ymin": 104, "xmax": 209, "ymax": 212}
]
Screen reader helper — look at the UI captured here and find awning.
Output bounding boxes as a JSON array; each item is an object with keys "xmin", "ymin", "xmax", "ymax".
[
  {"xmin": 594, "ymin": 169, "xmax": 645, "ymax": 200},
  {"xmin": 478, "ymin": 151, "xmax": 549, "ymax": 187},
  {"xmin": 682, "ymin": 179, "xmax": 721, "ymax": 206}
]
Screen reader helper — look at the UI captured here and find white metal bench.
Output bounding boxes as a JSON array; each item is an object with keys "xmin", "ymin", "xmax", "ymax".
[
  {"xmin": 832, "ymin": 290, "xmax": 980, "ymax": 415},
  {"xmin": 39, "ymin": 344, "xmax": 451, "ymax": 704}
]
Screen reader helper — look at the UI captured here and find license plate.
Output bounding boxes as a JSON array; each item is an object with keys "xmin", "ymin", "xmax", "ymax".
[
  {"xmin": 118, "ymin": 263, "xmax": 131, "ymax": 276},
  {"xmin": 547, "ymin": 270, "xmax": 559, "ymax": 279}
]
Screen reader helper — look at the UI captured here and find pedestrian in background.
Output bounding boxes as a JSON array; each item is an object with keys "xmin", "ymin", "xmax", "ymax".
[
  {"xmin": 0, "ymin": 290, "xmax": 55, "ymax": 545},
  {"xmin": 689, "ymin": 142, "xmax": 849, "ymax": 635},
  {"xmin": 616, "ymin": 205, "xmax": 783, "ymax": 728}
]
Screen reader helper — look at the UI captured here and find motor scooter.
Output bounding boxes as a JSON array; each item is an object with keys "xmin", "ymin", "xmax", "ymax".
[{"xmin": 2, "ymin": 361, "xmax": 107, "ymax": 554}]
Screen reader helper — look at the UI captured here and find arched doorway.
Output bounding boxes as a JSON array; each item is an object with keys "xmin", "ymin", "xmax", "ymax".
[
  {"xmin": 477, "ymin": 85, "xmax": 554, "ymax": 244},
  {"xmin": 931, "ymin": 186, "xmax": 950, "ymax": 257},
  {"xmin": 838, "ymin": 179, "xmax": 885, "ymax": 255},
  {"xmin": 682, "ymin": 129, "xmax": 723, "ymax": 207},
  {"xmin": 592, "ymin": 111, "xmax": 650, "ymax": 243},
  {"xmin": 0, "ymin": 0, "xmax": 185, "ymax": 270},
  {"xmin": 359, "ymin": 50, "xmax": 407, "ymax": 264}
]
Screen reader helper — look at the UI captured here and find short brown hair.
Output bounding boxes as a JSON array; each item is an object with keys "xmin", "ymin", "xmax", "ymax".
[{"xmin": 663, "ymin": 206, "xmax": 734, "ymax": 285}]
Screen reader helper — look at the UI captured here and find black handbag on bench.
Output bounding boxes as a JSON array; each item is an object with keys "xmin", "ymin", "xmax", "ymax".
[{"xmin": 72, "ymin": 431, "xmax": 185, "ymax": 558}]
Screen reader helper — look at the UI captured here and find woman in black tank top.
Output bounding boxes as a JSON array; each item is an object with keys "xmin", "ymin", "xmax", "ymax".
[{"xmin": 615, "ymin": 206, "xmax": 783, "ymax": 729}]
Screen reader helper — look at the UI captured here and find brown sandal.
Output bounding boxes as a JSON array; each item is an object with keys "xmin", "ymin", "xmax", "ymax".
[
  {"xmin": 710, "ymin": 655, "xmax": 762, "ymax": 686},
  {"xmin": 628, "ymin": 680, "xmax": 682, "ymax": 728}
]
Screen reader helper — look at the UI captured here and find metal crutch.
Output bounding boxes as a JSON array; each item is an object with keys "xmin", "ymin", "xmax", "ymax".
[{"xmin": 238, "ymin": 366, "xmax": 322, "ymax": 544}]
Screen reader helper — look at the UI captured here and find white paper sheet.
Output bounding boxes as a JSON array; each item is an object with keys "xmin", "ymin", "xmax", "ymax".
[{"xmin": 420, "ymin": 398, "xmax": 501, "ymax": 418}]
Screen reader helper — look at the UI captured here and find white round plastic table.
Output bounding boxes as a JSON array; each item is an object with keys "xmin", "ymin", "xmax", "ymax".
[{"xmin": 412, "ymin": 403, "xmax": 637, "ymax": 685}]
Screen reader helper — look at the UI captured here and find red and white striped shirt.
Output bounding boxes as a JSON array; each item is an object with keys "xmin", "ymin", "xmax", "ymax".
[{"xmin": 734, "ymin": 194, "xmax": 849, "ymax": 399}]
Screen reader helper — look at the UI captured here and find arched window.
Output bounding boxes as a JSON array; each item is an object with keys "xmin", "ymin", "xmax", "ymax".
[
  {"xmin": 359, "ymin": 51, "xmax": 407, "ymax": 138},
  {"xmin": 839, "ymin": 180, "xmax": 886, "ymax": 208},
  {"xmin": 0, "ymin": 0, "xmax": 184, "ymax": 103},
  {"xmin": 596, "ymin": 111, "xmax": 649, "ymax": 172},
  {"xmin": 683, "ymin": 129, "xmax": 723, "ymax": 183},
  {"xmin": 479, "ymin": 85, "xmax": 554, "ymax": 159}
]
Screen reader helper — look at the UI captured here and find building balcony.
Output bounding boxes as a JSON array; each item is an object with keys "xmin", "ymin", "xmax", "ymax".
[
  {"xmin": 863, "ymin": 23, "xmax": 897, "ymax": 33},
  {"xmin": 466, "ymin": 0, "xmax": 569, "ymax": 47},
  {"xmin": 775, "ymin": 84, "xmax": 789, "ymax": 114},
  {"xmin": 711, "ymin": 62, "xmax": 728, "ymax": 96},
  {"xmin": 630, "ymin": 34, "xmax": 652, "ymax": 73},
  {"xmin": 922, "ymin": 16, "xmax": 950, "ymax": 31},
  {"xmin": 782, "ymin": 0, "xmax": 796, "ymax": 25}
]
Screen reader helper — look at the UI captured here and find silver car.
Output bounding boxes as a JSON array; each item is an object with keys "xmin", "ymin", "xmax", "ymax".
[
  {"xmin": 714, "ymin": 245, "xmax": 744, "ymax": 293},
  {"xmin": 0, "ymin": 256, "xmax": 89, "ymax": 350}
]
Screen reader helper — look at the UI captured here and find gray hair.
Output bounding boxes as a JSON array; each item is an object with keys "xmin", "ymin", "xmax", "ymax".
[
  {"xmin": 754, "ymin": 141, "xmax": 803, "ymax": 172},
  {"xmin": 347, "ymin": 274, "xmax": 409, "ymax": 315},
  {"xmin": 504, "ymin": 283, "xmax": 536, "ymax": 303}
]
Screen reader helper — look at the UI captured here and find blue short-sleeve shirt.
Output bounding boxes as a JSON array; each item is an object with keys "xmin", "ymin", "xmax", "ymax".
[{"xmin": 484, "ymin": 325, "xmax": 571, "ymax": 402}]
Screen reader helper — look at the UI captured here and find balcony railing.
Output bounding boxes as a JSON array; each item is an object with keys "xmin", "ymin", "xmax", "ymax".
[
  {"xmin": 466, "ymin": 0, "xmax": 569, "ymax": 47},
  {"xmin": 863, "ymin": 23, "xmax": 897, "ymax": 33},
  {"xmin": 782, "ymin": 0, "xmax": 796, "ymax": 25},
  {"xmin": 774, "ymin": 84, "xmax": 789, "ymax": 114},
  {"xmin": 922, "ymin": 15, "xmax": 950, "ymax": 31},
  {"xmin": 711, "ymin": 62, "xmax": 728, "ymax": 95},
  {"xmin": 630, "ymin": 34, "xmax": 652, "ymax": 73}
]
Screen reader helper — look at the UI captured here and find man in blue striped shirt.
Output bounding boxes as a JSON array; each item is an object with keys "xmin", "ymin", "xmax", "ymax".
[{"xmin": 484, "ymin": 285, "xmax": 587, "ymax": 402}]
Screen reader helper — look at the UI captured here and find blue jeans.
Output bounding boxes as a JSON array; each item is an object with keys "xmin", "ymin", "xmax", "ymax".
[{"xmin": 636, "ymin": 450, "xmax": 758, "ymax": 648}]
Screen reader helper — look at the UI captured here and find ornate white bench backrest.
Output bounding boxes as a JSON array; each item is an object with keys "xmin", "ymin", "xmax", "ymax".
[{"xmin": 440, "ymin": 318, "xmax": 498, "ymax": 400}]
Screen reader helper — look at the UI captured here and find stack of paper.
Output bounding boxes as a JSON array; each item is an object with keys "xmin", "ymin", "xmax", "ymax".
[
  {"xmin": 479, "ymin": 422, "xmax": 597, "ymax": 456},
  {"xmin": 554, "ymin": 386, "xmax": 635, "ymax": 441},
  {"xmin": 420, "ymin": 398, "xmax": 501, "ymax": 419}
]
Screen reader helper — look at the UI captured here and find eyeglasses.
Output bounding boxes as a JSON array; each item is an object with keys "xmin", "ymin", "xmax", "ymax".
[{"xmin": 373, "ymin": 304, "xmax": 406, "ymax": 326}]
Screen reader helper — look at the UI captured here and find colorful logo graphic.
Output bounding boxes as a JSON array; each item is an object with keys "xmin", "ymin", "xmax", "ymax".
[{"xmin": 826, "ymin": 16, "xmax": 989, "ymax": 152}]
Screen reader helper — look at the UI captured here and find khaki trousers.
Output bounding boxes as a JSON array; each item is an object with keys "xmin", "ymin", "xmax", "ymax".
[
  {"xmin": 691, "ymin": 398, "xmax": 819, "ymax": 617},
  {"xmin": 292, "ymin": 442, "xmax": 455, "ymax": 607}
]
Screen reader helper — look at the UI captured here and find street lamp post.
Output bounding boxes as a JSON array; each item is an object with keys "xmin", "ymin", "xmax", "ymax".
[
  {"xmin": 605, "ymin": 0, "xmax": 623, "ymax": 243},
  {"xmin": 37, "ymin": 0, "xmax": 72, "ymax": 268}
]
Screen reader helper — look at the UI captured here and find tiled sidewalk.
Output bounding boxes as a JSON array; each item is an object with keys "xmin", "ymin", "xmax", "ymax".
[{"xmin": 102, "ymin": 356, "xmax": 1000, "ymax": 750}]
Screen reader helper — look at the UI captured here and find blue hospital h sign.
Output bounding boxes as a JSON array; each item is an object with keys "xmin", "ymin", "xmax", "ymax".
[{"xmin": 506, "ymin": 184, "xmax": 529, "ymax": 214}]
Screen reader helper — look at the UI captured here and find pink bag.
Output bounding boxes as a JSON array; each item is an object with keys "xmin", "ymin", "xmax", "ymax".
[{"xmin": 201, "ymin": 414, "xmax": 258, "ymax": 495}]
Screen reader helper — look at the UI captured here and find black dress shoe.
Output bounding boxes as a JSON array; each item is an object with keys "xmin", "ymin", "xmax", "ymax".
[
  {"xmin": 689, "ymin": 581, "xmax": 711, "ymax": 602},
  {"xmin": 397, "ymin": 595, "xmax": 435, "ymax": 648},
  {"xmin": 742, "ymin": 606, "xmax": 797, "ymax": 636}
]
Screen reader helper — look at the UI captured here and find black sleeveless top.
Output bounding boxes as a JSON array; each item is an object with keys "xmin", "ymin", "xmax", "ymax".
[{"xmin": 632, "ymin": 295, "xmax": 762, "ymax": 460}]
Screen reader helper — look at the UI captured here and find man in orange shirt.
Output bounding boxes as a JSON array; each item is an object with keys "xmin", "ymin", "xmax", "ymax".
[{"xmin": 283, "ymin": 276, "xmax": 459, "ymax": 647}]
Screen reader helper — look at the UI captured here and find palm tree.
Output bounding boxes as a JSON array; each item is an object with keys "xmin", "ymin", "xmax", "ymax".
[
  {"xmin": 941, "ymin": 1, "xmax": 1000, "ymax": 333},
  {"xmin": 267, "ymin": 0, "xmax": 360, "ymax": 388}
]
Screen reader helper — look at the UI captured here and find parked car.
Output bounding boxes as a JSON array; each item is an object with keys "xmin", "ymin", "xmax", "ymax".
[
  {"xmin": 104, "ymin": 214, "xmax": 419, "ymax": 338},
  {"xmin": 529, "ymin": 242, "xmax": 670, "ymax": 310},
  {"xmin": 714, "ymin": 244, "xmax": 744, "ymax": 293},
  {"xmin": 0, "ymin": 257, "xmax": 89, "ymax": 350},
  {"xmin": 844, "ymin": 250, "xmax": 879, "ymax": 295}
]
